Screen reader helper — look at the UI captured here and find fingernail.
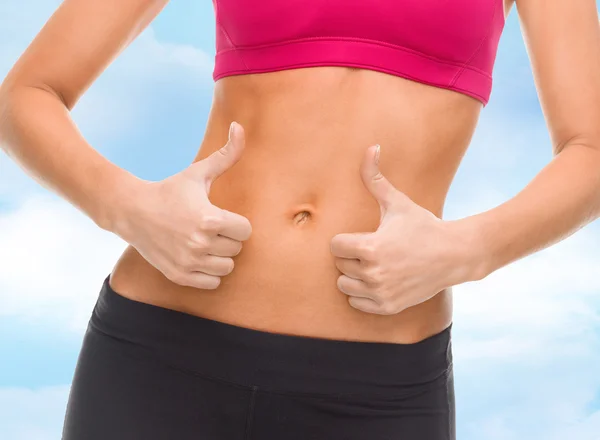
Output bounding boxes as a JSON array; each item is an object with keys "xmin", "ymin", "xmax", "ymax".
[
  {"xmin": 229, "ymin": 121, "xmax": 236, "ymax": 139},
  {"xmin": 374, "ymin": 144, "xmax": 381, "ymax": 165}
]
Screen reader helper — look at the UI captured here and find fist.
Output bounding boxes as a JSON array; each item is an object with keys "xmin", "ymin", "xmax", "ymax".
[
  {"xmin": 118, "ymin": 121, "xmax": 252, "ymax": 290},
  {"xmin": 330, "ymin": 144, "xmax": 474, "ymax": 315}
]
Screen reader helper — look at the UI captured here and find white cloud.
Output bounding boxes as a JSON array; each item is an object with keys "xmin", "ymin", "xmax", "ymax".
[
  {"xmin": 453, "ymin": 224, "xmax": 600, "ymax": 362},
  {"xmin": 451, "ymin": 213, "xmax": 600, "ymax": 440},
  {"xmin": 0, "ymin": 385, "xmax": 70, "ymax": 440},
  {"xmin": 0, "ymin": 194, "xmax": 127, "ymax": 333}
]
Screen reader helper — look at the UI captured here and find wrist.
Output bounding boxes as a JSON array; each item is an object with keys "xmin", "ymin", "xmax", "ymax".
[
  {"xmin": 94, "ymin": 166, "xmax": 149, "ymax": 238},
  {"xmin": 445, "ymin": 214, "xmax": 493, "ymax": 284}
]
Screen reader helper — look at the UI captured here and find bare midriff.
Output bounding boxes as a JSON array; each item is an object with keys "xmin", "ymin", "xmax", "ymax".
[{"xmin": 107, "ymin": 66, "xmax": 482, "ymax": 344}]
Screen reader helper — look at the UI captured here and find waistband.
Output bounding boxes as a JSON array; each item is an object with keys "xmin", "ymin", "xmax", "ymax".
[{"xmin": 90, "ymin": 274, "xmax": 453, "ymax": 398}]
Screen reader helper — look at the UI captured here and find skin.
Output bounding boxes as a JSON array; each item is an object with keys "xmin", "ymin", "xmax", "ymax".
[{"xmin": 1, "ymin": 0, "xmax": 600, "ymax": 344}]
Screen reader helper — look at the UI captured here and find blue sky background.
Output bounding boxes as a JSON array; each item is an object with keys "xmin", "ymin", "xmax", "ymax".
[{"xmin": 1, "ymin": 1, "xmax": 600, "ymax": 439}]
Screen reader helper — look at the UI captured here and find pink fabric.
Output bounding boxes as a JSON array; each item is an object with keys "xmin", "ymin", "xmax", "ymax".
[{"xmin": 212, "ymin": 0, "xmax": 506, "ymax": 106}]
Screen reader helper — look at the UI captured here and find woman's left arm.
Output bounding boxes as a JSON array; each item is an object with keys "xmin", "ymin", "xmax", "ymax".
[
  {"xmin": 331, "ymin": 0, "xmax": 600, "ymax": 315},
  {"xmin": 462, "ymin": 0, "xmax": 600, "ymax": 278}
]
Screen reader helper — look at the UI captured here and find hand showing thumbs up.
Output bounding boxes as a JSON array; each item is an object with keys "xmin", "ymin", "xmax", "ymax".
[
  {"xmin": 330, "ymin": 145, "xmax": 480, "ymax": 315},
  {"xmin": 114, "ymin": 121, "xmax": 252, "ymax": 289}
]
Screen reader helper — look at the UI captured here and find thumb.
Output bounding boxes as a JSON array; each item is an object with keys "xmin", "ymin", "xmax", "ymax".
[
  {"xmin": 360, "ymin": 144, "xmax": 397, "ymax": 214},
  {"xmin": 198, "ymin": 121, "xmax": 246, "ymax": 187}
]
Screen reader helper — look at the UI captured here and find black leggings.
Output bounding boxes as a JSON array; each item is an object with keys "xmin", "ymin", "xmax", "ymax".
[{"xmin": 62, "ymin": 274, "xmax": 455, "ymax": 440}]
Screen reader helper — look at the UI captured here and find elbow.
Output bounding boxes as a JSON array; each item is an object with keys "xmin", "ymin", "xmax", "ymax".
[
  {"xmin": 0, "ymin": 80, "xmax": 70, "ymax": 154},
  {"xmin": 0, "ymin": 80, "xmax": 28, "ymax": 155},
  {"xmin": 0, "ymin": 82, "xmax": 16, "ymax": 154},
  {"xmin": 553, "ymin": 133, "xmax": 600, "ymax": 156}
]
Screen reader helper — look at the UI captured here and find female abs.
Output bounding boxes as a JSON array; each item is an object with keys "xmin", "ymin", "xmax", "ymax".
[
  {"xmin": 3, "ymin": 0, "xmax": 600, "ymax": 438},
  {"xmin": 108, "ymin": 66, "xmax": 479, "ymax": 344}
]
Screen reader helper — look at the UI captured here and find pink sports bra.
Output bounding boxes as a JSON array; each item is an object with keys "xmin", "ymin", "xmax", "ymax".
[{"xmin": 212, "ymin": 0, "xmax": 506, "ymax": 106}]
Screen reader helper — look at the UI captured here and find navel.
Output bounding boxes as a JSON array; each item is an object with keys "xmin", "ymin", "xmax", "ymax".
[{"xmin": 292, "ymin": 210, "xmax": 312, "ymax": 225}]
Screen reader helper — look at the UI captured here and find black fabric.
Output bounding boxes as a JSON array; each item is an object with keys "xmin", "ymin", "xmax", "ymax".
[{"xmin": 62, "ymin": 274, "xmax": 455, "ymax": 440}]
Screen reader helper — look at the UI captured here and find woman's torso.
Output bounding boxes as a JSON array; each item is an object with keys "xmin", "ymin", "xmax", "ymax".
[
  {"xmin": 108, "ymin": 62, "xmax": 485, "ymax": 344},
  {"xmin": 105, "ymin": 0, "xmax": 513, "ymax": 347}
]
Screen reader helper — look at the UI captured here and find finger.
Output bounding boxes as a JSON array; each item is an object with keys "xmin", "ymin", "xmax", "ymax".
[
  {"xmin": 209, "ymin": 235, "xmax": 243, "ymax": 257},
  {"xmin": 190, "ymin": 254, "xmax": 235, "ymax": 277},
  {"xmin": 336, "ymin": 274, "xmax": 375, "ymax": 300},
  {"xmin": 330, "ymin": 232, "xmax": 373, "ymax": 260},
  {"xmin": 348, "ymin": 296, "xmax": 388, "ymax": 315},
  {"xmin": 217, "ymin": 208, "xmax": 252, "ymax": 241},
  {"xmin": 175, "ymin": 271, "xmax": 221, "ymax": 290},
  {"xmin": 334, "ymin": 257, "xmax": 363, "ymax": 280},
  {"xmin": 360, "ymin": 144, "xmax": 396, "ymax": 215},
  {"xmin": 199, "ymin": 121, "xmax": 246, "ymax": 186}
]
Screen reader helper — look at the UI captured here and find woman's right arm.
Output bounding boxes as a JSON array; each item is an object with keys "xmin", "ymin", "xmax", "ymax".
[
  {"xmin": 0, "ymin": 0, "xmax": 168, "ymax": 231},
  {"xmin": 0, "ymin": 0, "xmax": 252, "ymax": 289}
]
